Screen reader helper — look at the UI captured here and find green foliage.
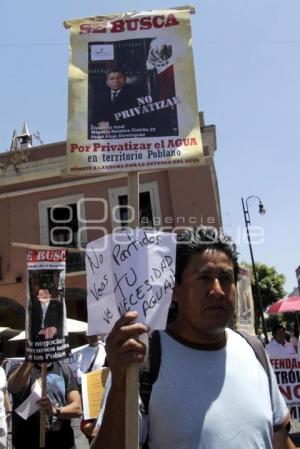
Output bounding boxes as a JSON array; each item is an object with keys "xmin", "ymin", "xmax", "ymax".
[{"xmin": 241, "ymin": 262, "xmax": 286, "ymax": 331}]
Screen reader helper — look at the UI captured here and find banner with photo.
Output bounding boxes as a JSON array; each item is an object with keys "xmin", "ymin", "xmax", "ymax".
[
  {"xmin": 25, "ymin": 250, "xmax": 69, "ymax": 362},
  {"xmin": 235, "ymin": 266, "xmax": 255, "ymax": 334},
  {"xmin": 64, "ymin": 7, "xmax": 203, "ymax": 174}
]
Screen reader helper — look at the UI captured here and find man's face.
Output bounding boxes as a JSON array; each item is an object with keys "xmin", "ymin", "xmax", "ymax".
[
  {"xmin": 86, "ymin": 335, "xmax": 99, "ymax": 347},
  {"xmin": 274, "ymin": 327, "xmax": 286, "ymax": 344},
  {"xmin": 173, "ymin": 249, "xmax": 237, "ymax": 339},
  {"xmin": 37, "ymin": 289, "xmax": 51, "ymax": 304},
  {"xmin": 106, "ymin": 72, "xmax": 126, "ymax": 91}
]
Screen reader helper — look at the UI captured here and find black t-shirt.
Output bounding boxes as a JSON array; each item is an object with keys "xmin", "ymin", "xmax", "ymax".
[{"xmin": 10, "ymin": 361, "xmax": 78, "ymax": 449}]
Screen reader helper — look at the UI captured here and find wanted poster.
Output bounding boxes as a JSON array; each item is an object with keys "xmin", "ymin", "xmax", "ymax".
[
  {"xmin": 25, "ymin": 250, "xmax": 69, "ymax": 362},
  {"xmin": 64, "ymin": 7, "xmax": 203, "ymax": 174}
]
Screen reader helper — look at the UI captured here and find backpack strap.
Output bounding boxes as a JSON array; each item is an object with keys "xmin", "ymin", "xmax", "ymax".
[
  {"xmin": 85, "ymin": 346, "xmax": 100, "ymax": 373},
  {"xmin": 236, "ymin": 331, "xmax": 271, "ymax": 387},
  {"xmin": 139, "ymin": 330, "xmax": 161, "ymax": 415}
]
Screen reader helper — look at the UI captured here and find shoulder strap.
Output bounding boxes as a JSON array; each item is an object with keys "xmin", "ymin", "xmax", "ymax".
[
  {"xmin": 236, "ymin": 331, "xmax": 271, "ymax": 383},
  {"xmin": 58, "ymin": 361, "xmax": 71, "ymax": 383},
  {"xmin": 139, "ymin": 330, "xmax": 161, "ymax": 415},
  {"xmin": 86, "ymin": 346, "xmax": 100, "ymax": 373}
]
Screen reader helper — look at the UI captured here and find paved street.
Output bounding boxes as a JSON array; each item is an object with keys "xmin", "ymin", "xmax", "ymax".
[{"xmin": 72, "ymin": 418, "xmax": 90, "ymax": 449}]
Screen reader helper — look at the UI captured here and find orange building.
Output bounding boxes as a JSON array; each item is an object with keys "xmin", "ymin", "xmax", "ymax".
[{"xmin": 0, "ymin": 114, "xmax": 221, "ymax": 355}]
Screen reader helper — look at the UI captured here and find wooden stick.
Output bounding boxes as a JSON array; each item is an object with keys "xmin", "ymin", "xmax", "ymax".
[
  {"xmin": 11, "ymin": 242, "xmax": 83, "ymax": 253},
  {"xmin": 125, "ymin": 171, "xmax": 140, "ymax": 449},
  {"xmin": 39, "ymin": 363, "xmax": 47, "ymax": 448},
  {"xmin": 125, "ymin": 363, "xmax": 139, "ymax": 449},
  {"xmin": 127, "ymin": 172, "xmax": 140, "ymax": 227}
]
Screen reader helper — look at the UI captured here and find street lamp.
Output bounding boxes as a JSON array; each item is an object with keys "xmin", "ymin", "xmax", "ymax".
[{"xmin": 241, "ymin": 196, "xmax": 269, "ymax": 344}]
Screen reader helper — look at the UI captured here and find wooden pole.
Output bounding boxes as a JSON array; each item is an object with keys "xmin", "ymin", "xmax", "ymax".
[
  {"xmin": 127, "ymin": 172, "xmax": 140, "ymax": 227},
  {"xmin": 125, "ymin": 171, "xmax": 140, "ymax": 449},
  {"xmin": 11, "ymin": 242, "xmax": 82, "ymax": 253},
  {"xmin": 39, "ymin": 363, "xmax": 47, "ymax": 448}
]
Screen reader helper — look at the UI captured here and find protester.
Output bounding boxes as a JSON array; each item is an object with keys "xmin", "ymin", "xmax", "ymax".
[
  {"xmin": 8, "ymin": 360, "xmax": 82, "ymax": 449},
  {"xmin": 76, "ymin": 334, "xmax": 106, "ymax": 385},
  {"xmin": 290, "ymin": 322, "xmax": 299, "ymax": 353},
  {"xmin": 0, "ymin": 363, "xmax": 11, "ymax": 449},
  {"xmin": 266, "ymin": 324, "xmax": 296, "ymax": 357},
  {"xmin": 91, "ymin": 226, "xmax": 292, "ymax": 449},
  {"xmin": 77, "ymin": 333, "xmax": 106, "ymax": 443},
  {"xmin": 256, "ymin": 328, "xmax": 265, "ymax": 346}
]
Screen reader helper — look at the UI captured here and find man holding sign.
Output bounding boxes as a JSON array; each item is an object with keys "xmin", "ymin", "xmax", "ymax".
[{"xmin": 91, "ymin": 227, "xmax": 292, "ymax": 449}]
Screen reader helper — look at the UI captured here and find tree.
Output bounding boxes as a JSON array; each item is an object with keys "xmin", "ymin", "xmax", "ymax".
[{"xmin": 242, "ymin": 262, "xmax": 286, "ymax": 331}]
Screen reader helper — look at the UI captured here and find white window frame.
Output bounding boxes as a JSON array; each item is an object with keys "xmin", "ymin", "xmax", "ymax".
[
  {"xmin": 108, "ymin": 181, "xmax": 162, "ymax": 230},
  {"xmin": 38, "ymin": 194, "xmax": 87, "ymax": 246}
]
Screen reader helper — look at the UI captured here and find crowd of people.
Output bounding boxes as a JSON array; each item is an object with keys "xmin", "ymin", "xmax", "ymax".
[
  {"xmin": 0, "ymin": 332, "xmax": 106, "ymax": 449},
  {"xmin": 1, "ymin": 226, "xmax": 300, "ymax": 448}
]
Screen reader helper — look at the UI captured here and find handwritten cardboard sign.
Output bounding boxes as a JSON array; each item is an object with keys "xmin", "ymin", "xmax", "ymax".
[{"xmin": 86, "ymin": 230, "xmax": 176, "ymax": 335}]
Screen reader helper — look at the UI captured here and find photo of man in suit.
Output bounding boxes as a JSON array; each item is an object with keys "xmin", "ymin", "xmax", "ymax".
[
  {"xmin": 30, "ymin": 288, "xmax": 63, "ymax": 341},
  {"xmin": 93, "ymin": 68, "xmax": 140, "ymax": 133}
]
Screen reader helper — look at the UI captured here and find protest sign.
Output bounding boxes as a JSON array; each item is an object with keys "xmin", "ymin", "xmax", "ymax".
[
  {"xmin": 86, "ymin": 230, "xmax": 176, "ymax": 335},
  {"xmin": 64, "ymin": 6, "xmax": 203, "ymax": 174},
  {"xmin": 15, "ymin": 380, "xmax": 42, "ymax": 420},
  {"xmin": 269, "ymin": 356, "xmax": 300, "ymax": 419},
  {"xmin": 82, "ymin": 367, "xmax": 110, "ymax": 419},
  {"xmin": 25, "ymin": 250, "xmax": 69, "ymax": 362}
]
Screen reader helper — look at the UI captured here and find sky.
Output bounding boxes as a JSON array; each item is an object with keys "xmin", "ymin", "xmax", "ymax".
[{"xmin": 0, "ymin": 0, "xmax": 299, "ymax": 294}]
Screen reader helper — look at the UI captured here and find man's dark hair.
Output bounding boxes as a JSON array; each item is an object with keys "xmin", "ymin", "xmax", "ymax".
[
  {"xmin": 272, "ymin": 324, "xmax": 285, "ymax": 336},
  {"xmin": 105, "ymin": 67, "xmax": 126, "ymax": 78},
  {"xmin": 175, "ymin": 226, "xmax": 239, "ymax": 285}
]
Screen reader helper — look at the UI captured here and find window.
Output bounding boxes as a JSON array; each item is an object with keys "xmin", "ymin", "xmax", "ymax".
[
  {"xmin": 39, "ymin": 194, "xmax": 87, "ymax": 248},
  {"xmin": 47, "ymin": 203, "xmax": 78, "ymax": 247},
  {"xmin": 108, "ymin": 182, "xmax": 161, "ymax": 229}
]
